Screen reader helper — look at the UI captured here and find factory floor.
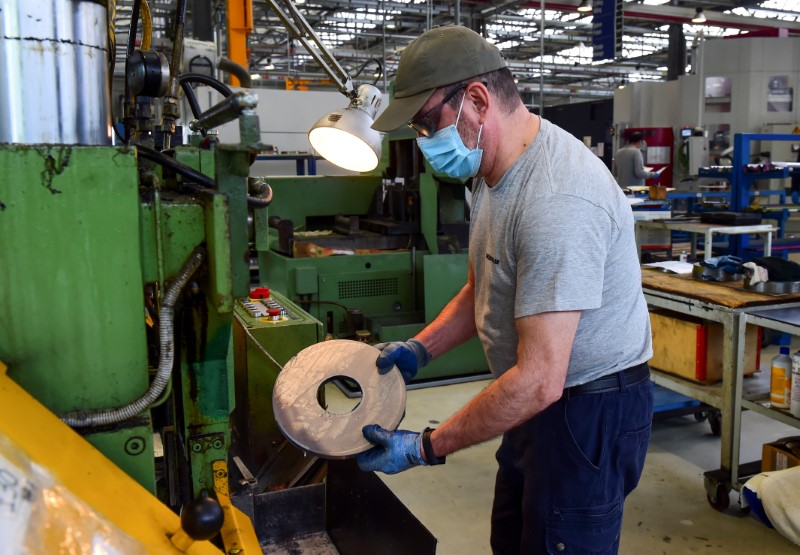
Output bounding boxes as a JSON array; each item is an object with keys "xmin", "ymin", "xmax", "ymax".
[{"xmin": 331, "ymin": 367, "xmax": 800, "ymax": 554}]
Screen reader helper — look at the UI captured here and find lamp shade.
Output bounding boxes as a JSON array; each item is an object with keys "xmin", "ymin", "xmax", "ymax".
[
  {"xmin": 692, "ymin": 7, "xmax": 706, "ymax": 23},
  {"xmin": 309, "ymin": 84, "xmax": 383, "ymax": 172},
  {"xmin": 577, "ymin": 0, "xmax": 592, "ymax": 13}
]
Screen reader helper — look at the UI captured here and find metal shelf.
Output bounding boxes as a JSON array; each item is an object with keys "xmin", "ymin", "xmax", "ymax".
[
  {"xmin": 650, "ymin": 370, "xmax": 723, "ymax": 408},
  {"xmin": 741, "ymin": 399, "xmax": 800, "ymax": 430},
  {"xmin": 694, "ymin": 134, "xmax": 800, "ymax": 259},
  {"xmin": 644, "ymin": 280, "xmax": 800, "ymax": 508}
]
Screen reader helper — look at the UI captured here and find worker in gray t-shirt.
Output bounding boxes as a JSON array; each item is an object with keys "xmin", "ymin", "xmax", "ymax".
[
  {"xmin": 615, "ymin": 131, "xmax": 659, "ymax": 187},
  {"xmin": 357, "ymin": 26, "xmax": 653, "ymax": 555}
]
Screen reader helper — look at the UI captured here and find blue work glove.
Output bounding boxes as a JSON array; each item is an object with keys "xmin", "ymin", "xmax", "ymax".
[
  {"xmin": 374, "ymin": 338, "xmax": 432, "ymax": 383},
  {"xmin": 356, "ymin": 425, "xmax": 427, "ymax": 475},
  {"xmin": 650, "ymin": 172, "xmax": 660, "ymax": 179}
]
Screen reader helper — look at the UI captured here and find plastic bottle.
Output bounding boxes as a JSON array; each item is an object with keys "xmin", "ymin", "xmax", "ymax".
[
  {"xmin": 791, "ymin": 352, "xmax": 800, "ymax": 418},
  {"xmin": 770, "ymin": 346, "xmax": 792, "ymax": 409}
]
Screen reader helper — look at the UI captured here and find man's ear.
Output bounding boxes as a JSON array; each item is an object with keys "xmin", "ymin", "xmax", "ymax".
[{"xmin": 467, "ymin": 82, "xmax": 490, "ymax": 124}]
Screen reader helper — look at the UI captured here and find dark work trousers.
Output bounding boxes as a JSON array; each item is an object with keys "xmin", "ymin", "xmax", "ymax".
[{"xmin": 490, "ymin": 368, "xmax": 653, "ymax": 555}]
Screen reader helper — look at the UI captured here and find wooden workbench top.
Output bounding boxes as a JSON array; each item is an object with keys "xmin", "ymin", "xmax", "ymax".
[{"xmin": 641, "ymin": 268, "xmax": 800, "ymax": 309}]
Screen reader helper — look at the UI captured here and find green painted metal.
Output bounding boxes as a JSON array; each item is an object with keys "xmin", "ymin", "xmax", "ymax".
[
  {"xmin": 260, "ymin": 249, "xmax": 424, "ymax": 336},
  {"xmin": 254, "ymin": 201, "xmax": 271, "ymax": 252},
  {"xmin": 260, "ymin": 248, "xmax": 488, "ymax": 380},
  {"xmin": 420, "ymin": 171, "xmax": 439, "ymax": 255},
  {"xmin": 294, "ymin": 266, "xmax": 318, "ymax": 295},
  {"xmin": 255, "ymin": 173, "xmax": 489, "ymax": 383},
  {"xmin": 423, "ymin": 253, "xmax": 469, "ymax": 321},
  {"xmin": 165, "ymin": 145, "xmax": 252, "ymax": 496},
  {"xmin": 0, "ymin": 132, "xmax": 283, "ymax": 500},
  {"xmin": 87, "ymin": 425, "xmax": 156, "ymax": 492},
  {"xmin": 0, "ymin": 146, "xmax": 155, "ymax": 488},
  {"xmin": 205, "ymin": 194, "xmax": 234, "ymax": 313},
  {"xmin": 231, "ymin": 291, "xmax": 323, "ymax": 468},
  {"xmin": 419, "ymin": 253, "xmax": 488, "ymax": 380},
  {"xmin": 263, "ymin": 175, "xmax": 382, "ymax": 232},
  {"xmin": 139, "ymin": 203, "xmax": 205, "ymax": 282},
  {"xmin": 215, "ymin": 146, "xmax": 252, "ymax": 300},
  {"xmin": 177, "ymin": 290, "xmax": 237, "ymax": 494}
]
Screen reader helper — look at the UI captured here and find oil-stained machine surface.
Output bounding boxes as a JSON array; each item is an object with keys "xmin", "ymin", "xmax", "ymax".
[{"xmin": 272, "ymin": 340, "xmax": 406, "ymax": 458}]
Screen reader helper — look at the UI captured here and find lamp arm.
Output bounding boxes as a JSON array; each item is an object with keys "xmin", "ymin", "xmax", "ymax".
[{"xmin": 265, "ymin": 0, "xmax": 354, "ymax": 97}]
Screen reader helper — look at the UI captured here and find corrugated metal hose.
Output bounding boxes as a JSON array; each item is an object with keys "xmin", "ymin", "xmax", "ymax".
[{"xmin": 59, "ymin": 249, "xmax": 205, "ymax": 428}]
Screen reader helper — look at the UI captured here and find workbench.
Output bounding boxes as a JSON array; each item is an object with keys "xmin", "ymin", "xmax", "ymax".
[
  {"xmin": 642, "ymin": 269, "xmax": 800, "ymax": 510},
  {"xmin": 635, "ymin": 221, "xmax": 776, "ymax": 261}
]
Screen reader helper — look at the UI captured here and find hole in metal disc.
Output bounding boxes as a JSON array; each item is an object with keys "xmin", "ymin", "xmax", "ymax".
[{"xmin": 318, "ymin": 376, "xmax": 362, "ymax": 414}]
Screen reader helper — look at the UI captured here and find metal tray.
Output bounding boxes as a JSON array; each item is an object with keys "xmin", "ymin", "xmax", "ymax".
[
  {"xmin": 743, "ymin": 279, "xmax": 800, "ymax": 295},
  {"xmin": 692, "ymin": 264, "xmax": 744, "ymax": 282}
]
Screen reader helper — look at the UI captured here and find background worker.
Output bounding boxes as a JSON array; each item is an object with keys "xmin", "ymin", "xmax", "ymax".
[
  {"xmin": 615, "ymin": 131, "xmax": 659, "ymax": 187},
  {"xmin": 356, "ymin": 25, "xmax": 653, "ymax": 555}
]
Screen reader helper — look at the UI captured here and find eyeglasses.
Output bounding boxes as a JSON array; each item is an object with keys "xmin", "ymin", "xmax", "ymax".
[{"xmin": 407, "ymin": 84, "xmax": 469, "ymax": 137}]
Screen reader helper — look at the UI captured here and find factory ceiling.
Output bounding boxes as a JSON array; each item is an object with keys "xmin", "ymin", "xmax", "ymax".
[{"xmin": 114, "ymin": 0, "xmax": 800, "ymax": 108}]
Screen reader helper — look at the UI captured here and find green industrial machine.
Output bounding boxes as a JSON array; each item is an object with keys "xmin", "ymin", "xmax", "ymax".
[
  {"xmin": 0, "ymin": 143, "xmax": 256, "ymax": 501},
  {"xmin": 0, "ymin": 1, "xmax": 450, "ymax": 551},
  {"xmin": 259, "ymin": 142, "xmax": 489, "ymax": 385},
  {"xmin": 231, "ymin": 290, "xmax": 323, "ymax": 475},
  {"xmin": 0, "ymin": 146, "xmax": 157, "ymax": 490},
  {"xmin": 0, "ymin": 0, "xmax": 295, "ymax": 530}
]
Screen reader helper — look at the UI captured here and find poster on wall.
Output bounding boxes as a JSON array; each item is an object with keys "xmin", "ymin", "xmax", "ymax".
[{"xmin": 767, "ymin": 76, "xmax": 793, "ymax": 113}]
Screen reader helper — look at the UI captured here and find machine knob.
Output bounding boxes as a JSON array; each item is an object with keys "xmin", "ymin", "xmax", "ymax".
[{"xmin": 180, "ymin": 491, "xmax": 224, "ymax": 541}]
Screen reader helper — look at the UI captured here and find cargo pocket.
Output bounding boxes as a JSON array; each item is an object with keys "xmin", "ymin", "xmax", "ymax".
[{"xmin": 545, "ymin": 500, "xmax": 622, "ymax": 554}]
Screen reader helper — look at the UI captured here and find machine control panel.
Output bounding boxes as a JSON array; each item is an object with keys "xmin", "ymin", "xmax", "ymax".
[{"xmin": 238, "ymin": 288, "xmax": 298, "ymax": 323}]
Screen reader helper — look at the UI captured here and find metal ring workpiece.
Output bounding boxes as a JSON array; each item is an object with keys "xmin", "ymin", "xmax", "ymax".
[{"xmin": 272, "ymin": 340, "xmax": 406, "ymax": 459}]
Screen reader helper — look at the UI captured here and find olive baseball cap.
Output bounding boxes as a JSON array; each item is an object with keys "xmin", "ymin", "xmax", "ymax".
[{"xmin": 372, "ymin": 25, "xmax": 506, "ymax": 132}]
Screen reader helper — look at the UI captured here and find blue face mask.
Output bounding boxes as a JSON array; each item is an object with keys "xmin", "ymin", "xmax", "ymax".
[{"xmin": 416, "ymin": 92, "xmax": 483, "ymax": 179}]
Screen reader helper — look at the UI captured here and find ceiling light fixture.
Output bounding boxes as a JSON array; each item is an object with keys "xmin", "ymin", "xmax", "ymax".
[
  {"xmin": 266, "ymin": 0, "xmax": 383, "ymax": 172},
  {"xmin": 692, "ymin": 7, "xmax": 707, "ymax": 23},
  {"xmin": 264, "ymin": 58, "xmax": 275, "ymax": 71},
  {"xmin": 577, "ymin": 0, "xmax": 593, "ymax": 13}
]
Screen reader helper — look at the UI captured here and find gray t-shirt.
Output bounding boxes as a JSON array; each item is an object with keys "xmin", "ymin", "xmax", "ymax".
[
  {"xmin": 469, "ymin": 118, "xmax": 652, "ymax": 387},
  {"xmin": 615, "ymin": 144, "xmax": 650, "ymax": 187}
]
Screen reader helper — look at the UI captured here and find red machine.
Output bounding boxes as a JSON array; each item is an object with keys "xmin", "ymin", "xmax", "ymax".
[{"xmin": 624, "ymin": 127, "xmax": 674, "ymax": 187}]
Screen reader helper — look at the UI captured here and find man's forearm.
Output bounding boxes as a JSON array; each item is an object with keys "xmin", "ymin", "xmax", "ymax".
[
  {"xmin": 424, "ymin": 310, "xmax": 579, "ymax": 461},
  {"xmin": 428, "ymin": 361, "xmax": 562, "ymax": 459},
  {"xmin": 414, "ymin": 281, "xmax": 477, "ymax": 359}
]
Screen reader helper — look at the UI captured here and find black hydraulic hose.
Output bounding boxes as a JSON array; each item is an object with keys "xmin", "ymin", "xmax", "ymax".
[
  {"xmin": 181, "ymin": 82, "xmax": 203, "ymax": 120},
  {"xmin": 137, "ymin": 145, "xmax": 216, "ymax": 189},
  {"xmin": 217, "ymin": 57, "xmax": 252, "ymax": 88},
  {"xmin": 170, "ymin": 0, "xmax": 188, "ymax": 81},
  {"xmin": 126, "ymin": 0, "xmax": 141, "ymax": 60},
  {"xmin": 178, "ymin": 73, "xmax": 233, "ymax": 98},
  {"xmin": 247, "ymin": 190, "xmax": 271, "ymax": 208},
  {"xmin": 137, "ymin": 146, "xmax": 271, "ymax": 208},
  {"xmin": 352, "ymin": 57, "xmax": 384, "ymax": 86},
  {"xmin": 180, "ymin": 81, "xmax": 207, "ymax": 136}
]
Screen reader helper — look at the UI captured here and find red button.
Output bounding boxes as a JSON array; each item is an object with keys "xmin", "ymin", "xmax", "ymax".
[
  {"xmin": 250, "ymin": 287, "xmax": 270, "ymax": 299},
  {"xmin": 267, "ymin": 308, "xmax": 281, "ymax": 317}
]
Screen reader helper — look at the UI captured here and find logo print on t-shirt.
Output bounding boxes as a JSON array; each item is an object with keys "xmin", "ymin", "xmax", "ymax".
[{"xmin": 486, "ymin": 253, "xmax": 500, "ymax": 265}]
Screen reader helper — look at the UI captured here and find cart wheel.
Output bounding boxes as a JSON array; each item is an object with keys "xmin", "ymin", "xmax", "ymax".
[
  {"xmin": 694, "ymin": 411, "xmax": 708, "ymax": 422},
  {"xmin": 708, "ymin": 410, "xmax": 722, "ymax": 436},
  {"xmin": 707, "ymin": 483, "xmax": 730, "ymax": 511}
]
